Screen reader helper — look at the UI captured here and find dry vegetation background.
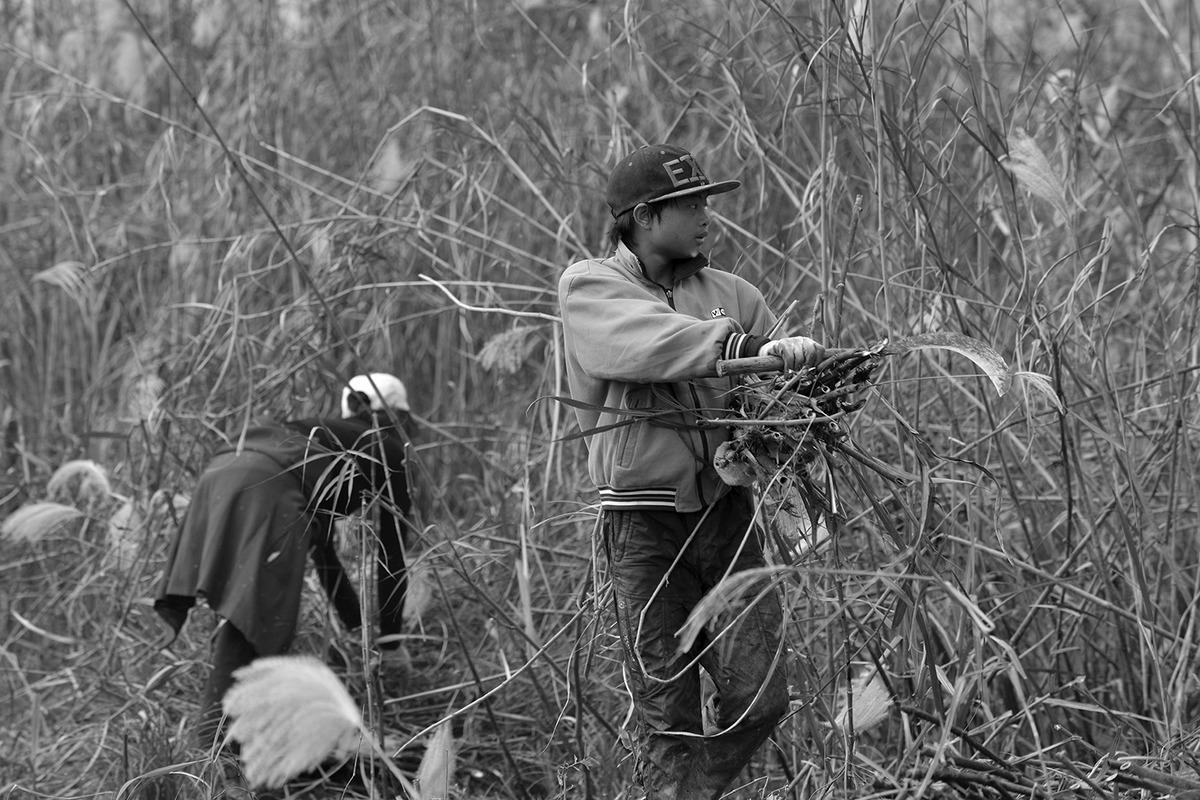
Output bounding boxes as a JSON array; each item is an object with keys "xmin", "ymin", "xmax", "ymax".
[{"xmin": 2, "ymin": 0, "xmax": 1199, "ymax": 798}]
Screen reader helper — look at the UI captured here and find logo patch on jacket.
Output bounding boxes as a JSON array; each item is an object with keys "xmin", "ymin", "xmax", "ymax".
[{"xmin": 710, "ymin": 307, "xmax": 727, "ymax": 318}]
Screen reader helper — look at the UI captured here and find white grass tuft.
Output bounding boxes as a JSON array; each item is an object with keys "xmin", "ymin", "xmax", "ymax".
[
  {"xmin": 190, "ymin": 0, "xmax": 227, "ymax": 49},
  {"xmin": 33, "ymin": 260, "xmax": 93, "ymax": 316},
  {"xmin": 152, "ymin": 489, "xmax": 191, "ymax": 514},
  {"xmin": 369, "ymin": 135, "xmax": 418, "ymax": 195},
  {"xmin": 94, "ymin": 0, "xmax": 124, "ymax": 38},
  {"xmin": 414, "ymin": 719, "xmax": 456, "ymax": 800},
  {"xmin": 223, "ymin": 656, "xmax": 365, "ymax": 788},
  {"xmin": 109, "ymin": 30, "xmax": 148, "ymax": 103},
  {"xmin": 46, "ymin": 459, "xmax": 111, "ymax": 506},
  {"xmin": 405, "ymin": 555, "xmax": 435, "ymax": 627},
  {"xmin": 277, "ymin": 0, "xmax": 313, "ymax": 40},
  {"xmin": 56, "ymin": 29, "xmax": 90, "ymax": 75},
  {"xmin": 833, "ymin": 666, "xmax": 894, "ymax": 734},
  {"xmin": 1, "ymin": 502, "xmax": 85, "ymax": 543},
  {"xmin": 105, "ymin": 500, "xmax": 140, "ymax": 570},
  {"xmin": 124, "ymin": 373, "xmax": 166, "ymax": 428},
  {"xmin": 1003, "ymin": 130, "xmax": 1070, "ymax": 221},
  {"xmin": 104, "ymin": 491, "xmax": 185, "ymax": 572},
  {"xmin": 223, "ymin": 655, "xmax": 420, "ymax": 794},
  {"xmin": 477, "ymin": 325, "xmax": 541, "ymax": 375}
]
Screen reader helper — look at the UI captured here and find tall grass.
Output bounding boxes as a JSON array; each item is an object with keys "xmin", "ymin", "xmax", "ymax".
[{"xmin": 2, "ymin": 0, "xmax": 1198, "ymax": 797}]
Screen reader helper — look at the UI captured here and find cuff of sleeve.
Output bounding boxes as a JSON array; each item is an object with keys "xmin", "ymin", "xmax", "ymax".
[{"xmin": 723, "ymin": 333, "xmax": 772, "ymax": 360}]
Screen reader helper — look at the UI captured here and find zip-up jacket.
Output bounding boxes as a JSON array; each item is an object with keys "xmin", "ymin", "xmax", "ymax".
[{"xmin": 558, "ymin": 242, "xmax": 776, "ymax": 512}]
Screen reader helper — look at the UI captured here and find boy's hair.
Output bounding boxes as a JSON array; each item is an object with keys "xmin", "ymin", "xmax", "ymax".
[
  {"xmin": 608, "ymin": 207, "xmax": 649, "ymax": 250},
  {"xmin": 607, "ymin": 197, "xmax": 691, "ymax": 250}
]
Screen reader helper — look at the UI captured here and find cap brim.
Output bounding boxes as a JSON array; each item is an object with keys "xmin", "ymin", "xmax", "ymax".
[{"xmin": 646, "ymin": 179, "xmax": 741, "ymax": 206}]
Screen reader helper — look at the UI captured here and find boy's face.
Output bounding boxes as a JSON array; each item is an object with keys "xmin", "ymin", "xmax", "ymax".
[{"xmin": 641, "ymin": 194, "xmax": 711, "ymax": 260}]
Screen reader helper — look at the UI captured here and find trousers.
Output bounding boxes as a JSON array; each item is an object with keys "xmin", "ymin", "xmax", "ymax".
[
  {"xmin": 603, "ymin": 488, "xmax": 789, "ymax": 800},
  {"xmin": 198, "ymin": 621, "xmax": 258, "ymax": 749}
]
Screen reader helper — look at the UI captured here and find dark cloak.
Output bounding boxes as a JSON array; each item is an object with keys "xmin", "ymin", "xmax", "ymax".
[{"xmin": 155, "ymin": 420, "xmax": 410, "ymax": 655}]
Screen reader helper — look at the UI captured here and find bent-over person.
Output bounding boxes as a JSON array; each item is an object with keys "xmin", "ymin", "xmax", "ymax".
[{"xmin": 155, "ymin": 372, "xmax": 413, "ymax": 747}]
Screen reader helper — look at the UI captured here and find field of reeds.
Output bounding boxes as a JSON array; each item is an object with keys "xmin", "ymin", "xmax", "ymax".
[{"xmin": 2, "ymin": 0, "xmax": 1199, "ymax": 798}]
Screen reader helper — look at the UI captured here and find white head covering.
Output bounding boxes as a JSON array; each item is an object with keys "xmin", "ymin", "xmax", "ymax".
[{"xmin": 340, "ymin": 372, "xmax": 410, "ymax": 418}]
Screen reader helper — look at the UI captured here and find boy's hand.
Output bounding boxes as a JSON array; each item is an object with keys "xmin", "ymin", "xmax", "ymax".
[{"xmin": 759, "ymin": 336, "xmax": 825, "ymax": 370}]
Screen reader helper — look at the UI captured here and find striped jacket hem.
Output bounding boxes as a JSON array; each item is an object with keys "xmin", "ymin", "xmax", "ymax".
[{"xmin": 598, "ymin": 486, "xmax": 678, "ymax": 511}]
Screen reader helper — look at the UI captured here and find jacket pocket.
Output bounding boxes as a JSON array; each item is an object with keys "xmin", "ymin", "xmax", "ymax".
[{"xmin": 615, "ymin": 385, "xmax": 654, "ymax": 470}]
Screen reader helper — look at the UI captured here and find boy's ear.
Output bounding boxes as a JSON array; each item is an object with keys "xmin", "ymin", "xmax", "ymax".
[{"xmin": 632, "ymin": 202, "xmax": 654, "ymax": 229}]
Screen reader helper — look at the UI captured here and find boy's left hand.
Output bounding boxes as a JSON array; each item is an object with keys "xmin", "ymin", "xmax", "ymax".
[{"xmin": 759, "ymin": 336, "xmax": 825, "ymax": 370}]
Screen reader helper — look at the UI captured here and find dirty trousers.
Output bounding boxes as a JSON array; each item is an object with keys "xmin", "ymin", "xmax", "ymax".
[{"xmin": 603, "ymin": 489, "xmax": 789, "ymax": 800}]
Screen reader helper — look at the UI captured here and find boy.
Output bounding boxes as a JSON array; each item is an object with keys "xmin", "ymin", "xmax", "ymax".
[{"xmin": 558, "ymin": 143, "xmax": 824, "ymax": 799}]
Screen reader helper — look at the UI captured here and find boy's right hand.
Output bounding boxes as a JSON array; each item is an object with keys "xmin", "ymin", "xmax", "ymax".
[{"xmin": 759, "ymin": 336, "xmax": 825, "ymax": 370}]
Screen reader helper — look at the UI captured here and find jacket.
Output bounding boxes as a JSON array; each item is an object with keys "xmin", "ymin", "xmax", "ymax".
[
  {"xmin": 155, "ymin": 417, "xmax": 410, "ymax": 653},
  {"xmin": 558, "ymin": 241, "xmax": 775, "ymax": 512}
]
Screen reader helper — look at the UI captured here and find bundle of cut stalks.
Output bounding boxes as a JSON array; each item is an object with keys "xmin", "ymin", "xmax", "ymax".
[
  {"xmin": 713, "ymin": 330, "xmax": 1026, "ymax": 531},
  {"xmin": 714, "ymin": 340, "xmax": 897, "ymax": 493}
]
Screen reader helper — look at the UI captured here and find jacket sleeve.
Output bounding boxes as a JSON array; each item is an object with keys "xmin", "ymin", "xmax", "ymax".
[
  {"xmin": 559, "ymin": 264, "xmax": 744, "ymax": 382},
  {"xmin": 737, "ymin": 277, "xmax": 778, "ymax": 339}
]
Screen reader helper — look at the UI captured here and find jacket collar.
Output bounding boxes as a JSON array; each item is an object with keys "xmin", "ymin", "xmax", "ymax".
[{"xmin": 611, "ymin": 241, "xmax": 709, "ymax": 286}]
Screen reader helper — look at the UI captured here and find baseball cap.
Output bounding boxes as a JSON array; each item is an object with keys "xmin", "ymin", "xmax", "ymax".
[
  {"xmin": 605, "ymin": 144, "xmax": 741, "ymax": 218},
  {"xmin": 341, "ymin": 372, "xmax": 409, "ymax": 417}
]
